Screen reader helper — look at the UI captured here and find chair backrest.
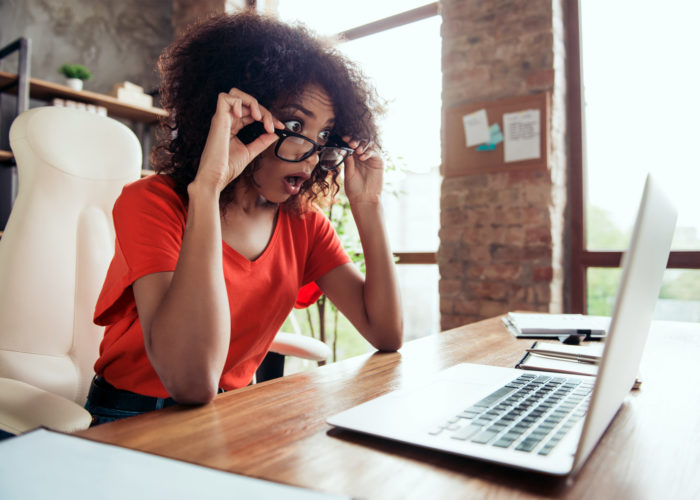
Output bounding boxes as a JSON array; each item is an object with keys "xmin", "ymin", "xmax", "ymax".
[{"xmin": 0, "ymin": 106, "xmax": 141, "ymax": 405}]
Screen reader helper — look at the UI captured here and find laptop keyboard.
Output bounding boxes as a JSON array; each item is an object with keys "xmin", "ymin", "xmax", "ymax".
[{"xmin": 428, "ymin": 373, "xmax": 593, "ymax": 455}]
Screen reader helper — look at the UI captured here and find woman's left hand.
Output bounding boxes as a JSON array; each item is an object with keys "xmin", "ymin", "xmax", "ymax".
[{"xmin": 342, "ymin": 137, "xmax": 384, "ymax": 205}]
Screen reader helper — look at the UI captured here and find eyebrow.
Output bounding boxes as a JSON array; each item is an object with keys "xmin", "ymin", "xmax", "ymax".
[{"xmin": 279, "ymin": 103, "xmax": 335, "ymax": 126}]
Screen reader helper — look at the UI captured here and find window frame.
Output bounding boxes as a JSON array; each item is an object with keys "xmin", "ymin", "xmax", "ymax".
[
  {"xmin": 256, "ymin": 1, "xmax": 441, "ymax": 264},
  {"xmin": 334, "ymin": 2, "xmax": 440, "ymax": 265},
  {"xmin": 565, "ymin": 0, "xmax": 700, "ymax": 313}
]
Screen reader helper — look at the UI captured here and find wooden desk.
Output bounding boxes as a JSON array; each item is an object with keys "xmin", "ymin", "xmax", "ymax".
[{"xmin": 77, "ymin": 317, "xmax": 700, "ymax": 499}]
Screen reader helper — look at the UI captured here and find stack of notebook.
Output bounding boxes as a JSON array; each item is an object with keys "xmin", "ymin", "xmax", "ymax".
[{"xmin": 503, "ymin": 313, "xmax": 610, "ymax": 340}]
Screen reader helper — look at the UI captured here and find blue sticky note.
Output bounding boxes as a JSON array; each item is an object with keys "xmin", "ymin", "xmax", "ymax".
[
  {"xmin": 489, "ymin": 123, "xmax": 504, "ymax": 145},
  {"xmin": 475, "ymin": 123, "xmax": 503, "ymax": 151}
]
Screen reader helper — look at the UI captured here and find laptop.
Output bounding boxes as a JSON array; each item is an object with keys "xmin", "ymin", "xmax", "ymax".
[{"xmin": 327, "ymin": 174, "xmax": 677, "ymax": 476}]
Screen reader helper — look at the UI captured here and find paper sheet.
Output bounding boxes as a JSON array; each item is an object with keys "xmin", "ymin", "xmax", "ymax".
[
  {"xmin": 503, "ymin": 109, "xmax": 540, "ymax": 162},
  {"xmin": 462, "ymin": 109, "xmax": 490, "ymax": 147},
  {"xmin": 0, "ymin": 429, "xmax": 348, "ymax": 500}
]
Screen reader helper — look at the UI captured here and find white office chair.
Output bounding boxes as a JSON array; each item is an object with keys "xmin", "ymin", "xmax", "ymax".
[
  {"xmin": 0, "ymin": 106, "xmax": 142, "ymax": 435},
  {"xmin": 0, "ymin": 106, "xmax": 330, "ymax": 435},
  {"xmin": 270, "ymin": 312, "xmax": 331, "ymax": 361}
]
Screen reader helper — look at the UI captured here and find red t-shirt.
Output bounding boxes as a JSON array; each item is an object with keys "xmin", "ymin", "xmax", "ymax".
[{"xmin": 93, "ymin": 175, "xmax": 350, "ymax": 397}]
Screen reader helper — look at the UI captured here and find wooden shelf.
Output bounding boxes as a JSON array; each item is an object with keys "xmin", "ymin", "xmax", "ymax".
[{"xmin": 0, "ymin": 70, "xmax": 167, "ymax": 124}]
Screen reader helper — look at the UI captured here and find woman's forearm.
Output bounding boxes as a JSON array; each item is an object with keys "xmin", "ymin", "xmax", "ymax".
[
  {"xmin": 145, "ymin": 182, "xmax": 230, "ymax": 403},
  {"xmin": 141, "ymin": 91, "xmax": 279, "ymax": 403},
  {"xmin": 351, "ymin": 200, "xmax": 403, "ymax": 350}
]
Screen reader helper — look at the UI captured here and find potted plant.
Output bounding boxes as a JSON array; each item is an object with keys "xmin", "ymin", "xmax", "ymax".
[{"xmin": 58, "ymin": 63, "xmax": 92, "ymax": 91}]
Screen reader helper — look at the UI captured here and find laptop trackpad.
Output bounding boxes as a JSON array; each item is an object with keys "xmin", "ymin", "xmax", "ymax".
[{"xmin": 327, "ymin": 363, "xmax": 518, "ymax": 436}]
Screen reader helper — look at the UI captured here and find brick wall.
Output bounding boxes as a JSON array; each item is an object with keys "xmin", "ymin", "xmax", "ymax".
[{"xmin": 439, "ymin": 0, "xmax": 568, "ymax": 330}]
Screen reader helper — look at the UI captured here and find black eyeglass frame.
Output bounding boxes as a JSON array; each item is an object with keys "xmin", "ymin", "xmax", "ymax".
[{"xmin": 272, "ymin": 129, "xmax": 355, "ymax": 171}]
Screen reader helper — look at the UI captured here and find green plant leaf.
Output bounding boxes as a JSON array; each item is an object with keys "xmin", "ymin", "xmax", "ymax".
[{"xmin": 58, "ymin": 63, "xmax": 92, "ymax": 80}]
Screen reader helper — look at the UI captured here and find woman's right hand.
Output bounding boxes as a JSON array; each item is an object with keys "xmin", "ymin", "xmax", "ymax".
[{"xmin": 194, "ymin": 88, "xmax": 283, "ymax": 194}]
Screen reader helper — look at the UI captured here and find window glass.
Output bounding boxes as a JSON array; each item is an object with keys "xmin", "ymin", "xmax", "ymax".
[
  {"xmin": 285, "ymin": 262, "xmax": 440, "ymax": 373},
  {"xmin": 334, "ymin": 17, "xmax": 442, "ymax": 338},
  {"xmin": 587, "ymin": 268, "xmax": 700, "ymax": 322},
  {"xmin": 581, "ymin": 1, "xmax": 700, "ymax": 251},
  {"xmin": 274, "ymin": 4, "xmax": 443, "ymax": 343},
  {"xmin": 276, "ymin": 1, "xmax": 434, "ymax": 36},
  {"xmin": 338, "ymin": 16, "xmax": 441, "ymax": 251},
  {"xmin": 397, "ymin": 264, "xmax": 440, "ymax": 339},
  {"xmin": 277, "ymin": 6, "xmax": 442, "ymax": 252}
]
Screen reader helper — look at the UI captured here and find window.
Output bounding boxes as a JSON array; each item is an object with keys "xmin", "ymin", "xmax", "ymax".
[
  {"xmin": 275, "ymin": 1, "xmax": 434, "ymax": 35},
  {"xmin": 568, "ymin": 0, "xmax": 700, "ymax": 319},
  {"xmin": 275, "ymin": 2, "xmax": 442, "ymax": 344}
]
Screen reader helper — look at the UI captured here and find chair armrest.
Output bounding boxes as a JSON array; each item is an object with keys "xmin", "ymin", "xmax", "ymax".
[
  {"xmin": 269, "ymin": 333, "xmax": 331, "ymax": 362},
  {"xmin": 0, "ymin": 378, "xmax": 92, "ymax": 435}
]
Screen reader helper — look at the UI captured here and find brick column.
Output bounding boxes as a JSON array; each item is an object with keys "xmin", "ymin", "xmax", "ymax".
[{"xmin": 439, "ymin": 0, "xmax": 568, "ymax": 330}]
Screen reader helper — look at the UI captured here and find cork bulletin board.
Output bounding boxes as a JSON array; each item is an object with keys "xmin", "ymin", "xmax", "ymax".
[{"xmin": 443, "ymin": 92, "xmax": 550, "ymax": 177}]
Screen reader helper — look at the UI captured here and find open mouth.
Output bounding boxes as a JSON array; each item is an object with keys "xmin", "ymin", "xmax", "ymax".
[
  {"xmin": 283, "ymin": 175, "xmax": 307, "ymax": 195},
  {"xmin": 286, "ymin": 175, "xmax": 302, "ymax": 187},
  {"xmin": 282, "ymin": 171, "xmax": 310, "ymax": 196}
]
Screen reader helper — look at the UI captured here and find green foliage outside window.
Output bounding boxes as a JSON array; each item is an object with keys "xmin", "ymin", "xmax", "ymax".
[
  {"xmin": 660, "ymin": 271, "xmax": 700, "ymax": 301},
  {"xmin": 586, "ymin": 205, "xmax": 627, "ymax": 316},
  {"xmin": 586, "ymin": 204, "xmax": 700, "ymax": 318}
]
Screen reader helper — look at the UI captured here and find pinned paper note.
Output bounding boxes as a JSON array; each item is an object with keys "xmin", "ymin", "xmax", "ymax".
[
  {"xmin": 489, "ymin": 123, "xmax": 504, "ymax": 145},
  {"xmin": 503, "ymin": 109, "xmax": 540, "ymax": 162},
  {"xmin": 476, "ymin": 123, "xmax": 504, "ymax": 151},
  {"xmin": 462, "ymin": 109, "xmax": 490, "ymax": 147}
]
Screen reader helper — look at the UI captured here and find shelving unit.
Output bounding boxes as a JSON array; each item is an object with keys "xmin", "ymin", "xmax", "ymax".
[
  {"xmin": 0, "ymin": 38, "xmax": 165, "ymax": 230},
  {"xmin": 0, "ymin": 69, "xmax": 167, "ymax": 168}
]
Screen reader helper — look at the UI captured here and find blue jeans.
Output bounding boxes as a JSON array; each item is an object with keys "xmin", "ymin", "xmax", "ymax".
[
  {"xmin": 84, "ymin": 376, "xmax": 224, "ymax": 426},
  {"xmin": 84, "ymin": 398, "xmax": 152, "ymax": 426},
  {"xmin": 84, "ymin": 376, "xmax": 178, "ymax": 426}
]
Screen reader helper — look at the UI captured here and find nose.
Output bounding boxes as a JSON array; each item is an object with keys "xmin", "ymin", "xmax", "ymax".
[{"xmin": 304, "ymin": 149, "xmax": 321, "ymax": 169}]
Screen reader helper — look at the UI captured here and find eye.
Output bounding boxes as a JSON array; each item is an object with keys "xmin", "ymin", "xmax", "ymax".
[
  {"xmin": 318, "ymin": 130, "xmax": 331, "ymax": 144},
  {"xmin": 283, "ymin": 120, "xmax": 303, "ymax": 133}
]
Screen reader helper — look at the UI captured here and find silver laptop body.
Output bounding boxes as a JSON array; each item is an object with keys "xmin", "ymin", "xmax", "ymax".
[{"xmin": 327, "ymin": 175, "xmax": 677, "ymax": 475}]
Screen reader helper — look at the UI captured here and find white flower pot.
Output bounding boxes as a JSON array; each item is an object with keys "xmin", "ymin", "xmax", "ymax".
[{"xmin": 66, "ymin": 78, "xmax": 83, "ymax": 91}]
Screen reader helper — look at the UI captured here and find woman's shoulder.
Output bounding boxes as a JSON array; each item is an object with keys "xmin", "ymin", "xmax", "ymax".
[
  {"xmin": 117, "ymin": 174, "xmax": 183, "ymax": 209},
  {"xmin": 121, "ymin": 173, "xmax": 177, "ymax": 197}
]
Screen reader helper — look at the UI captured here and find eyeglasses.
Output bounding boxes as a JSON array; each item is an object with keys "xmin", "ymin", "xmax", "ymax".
[{"xmin": 273, "ymin": 129, "xmax": 354, "ymax": 171}]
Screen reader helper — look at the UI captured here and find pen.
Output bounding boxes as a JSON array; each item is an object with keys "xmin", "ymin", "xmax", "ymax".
[{"xmin": 525, "ymin": 349, "xmax": 600, "ymax": 365}]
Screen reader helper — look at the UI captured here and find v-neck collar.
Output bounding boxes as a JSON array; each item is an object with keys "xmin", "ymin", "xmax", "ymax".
[{"xmin": 221, "ymin": 208, "xmax": 284, "ymax": 269}]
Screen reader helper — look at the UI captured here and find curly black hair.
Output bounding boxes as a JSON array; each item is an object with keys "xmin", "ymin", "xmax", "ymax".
[{"xmin": 152, "ymin": 11, "xmax": 384, "ymax": 212}]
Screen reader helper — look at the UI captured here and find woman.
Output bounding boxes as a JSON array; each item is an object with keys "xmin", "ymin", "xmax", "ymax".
[{"xmin": 86, "ymin": 12, "xmax": 402, "ymax": 424}]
